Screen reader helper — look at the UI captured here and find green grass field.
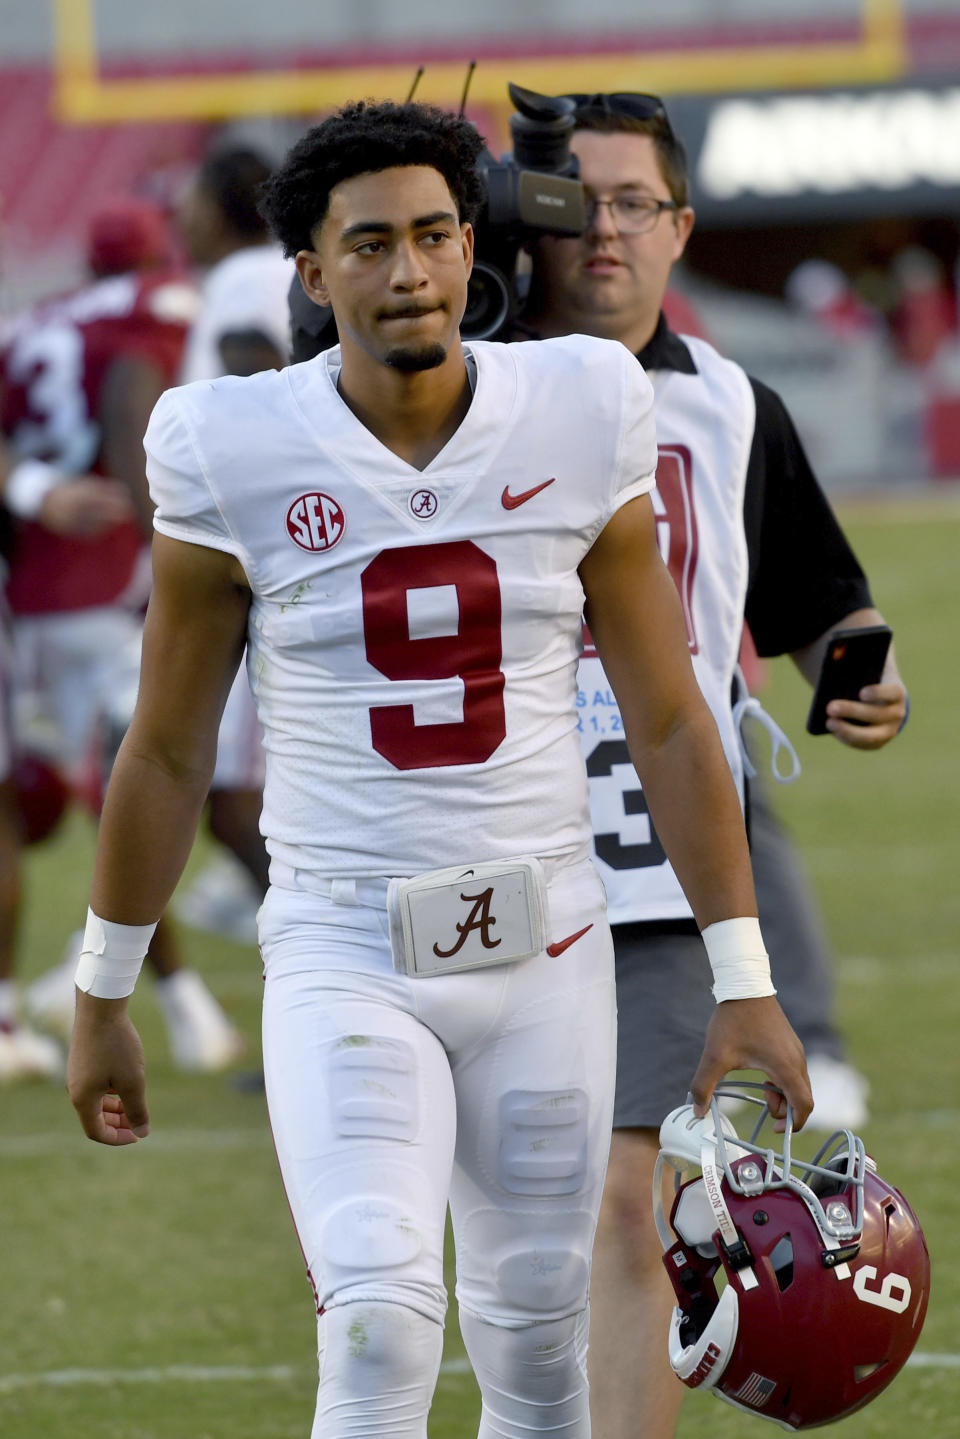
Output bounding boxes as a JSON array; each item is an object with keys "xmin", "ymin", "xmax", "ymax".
[{"xmin": 2, "ymin": 497, "xmax": 958, "ymax": 1438}]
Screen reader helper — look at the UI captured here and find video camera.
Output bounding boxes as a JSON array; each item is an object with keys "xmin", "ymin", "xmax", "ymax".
[
  {"xmin": 289, "ymin": 82, "xmax": 585, "ymax": 360},
  {"xmin": 464, "ymin": 83, "xmax": 585, "ymax": 338}
]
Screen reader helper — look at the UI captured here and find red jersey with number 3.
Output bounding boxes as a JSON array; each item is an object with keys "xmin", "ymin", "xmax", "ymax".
[
  {"xmin": 1, "ymin": 271, "xmax": 197, "ymax": 614},
  {"xmin": 145, "ymin": 336, "xmax": 657, "ymax": 879}
]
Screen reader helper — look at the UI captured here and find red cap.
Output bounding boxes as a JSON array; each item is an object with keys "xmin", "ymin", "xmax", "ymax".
[{"xmin": 87, "ymin": 198, "xmax": 171, "ymax": 277}]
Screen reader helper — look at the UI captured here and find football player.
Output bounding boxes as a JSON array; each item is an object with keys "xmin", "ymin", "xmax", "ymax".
[
  {"xmin": 2, "ymin": 200, "xmax": 242, "ymax": 1072},
  {"xmin": 0, "ymin": 375, "xmax": 132, "ymax": 1080},
  {"xmin": 521, "ymin": 92, "xmax": 908, "ymax": 1439},
  {"xmin": 173, "ymin": 144, "xmax": 296, "ymax": 929},
  {"xmin": 66, "ymin": 102, "xmax": 810, "ymax": 1439},
  {"xmin": 0, "ymin": 531, "xmax": 63, "ymax": 1080}
]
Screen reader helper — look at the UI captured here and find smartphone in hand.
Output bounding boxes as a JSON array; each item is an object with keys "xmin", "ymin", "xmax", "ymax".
[{"xmin": 806, "ymin": 625, "xmax": 893, "ymax": 735}]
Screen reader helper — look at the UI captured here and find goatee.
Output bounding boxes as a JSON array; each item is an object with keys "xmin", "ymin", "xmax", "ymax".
[{"xmin": 384, "ymin": 342, "xmax": 447, "ymax": 373}]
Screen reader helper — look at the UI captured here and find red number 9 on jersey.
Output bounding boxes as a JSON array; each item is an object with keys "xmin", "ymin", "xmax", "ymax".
[{"xmin": 361, "ymin": 541, "xmax": 507, "ymax": 770}]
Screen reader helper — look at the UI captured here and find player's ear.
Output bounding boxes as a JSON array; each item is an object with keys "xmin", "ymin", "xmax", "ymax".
[
  {"xmin": 672, "ymin": 206, "xmax": 695, "ymax": 262},
  {"xmin": 296, "ymin": 250, "xmax": 330, "ymax": 308},
  {"xmin": 460, "ymin": 221, "xmax": 474, "ymax": 281}
]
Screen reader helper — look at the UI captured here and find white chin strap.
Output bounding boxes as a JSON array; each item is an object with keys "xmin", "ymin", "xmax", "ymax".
[
  {"xmin": 732, "ymin": 665, "xmax": 801, "ymax": 785},
  {"xmin": 668, "ymin": 1283, "xmax": 740, "ymax": 1390},
  {"xmin": 656, "ymin": 1138, "xmax": 740, "ymax": 1394},
  {"xmin": 655, "ymin": 1104, "xmax": 761, "ymax": 1392}
]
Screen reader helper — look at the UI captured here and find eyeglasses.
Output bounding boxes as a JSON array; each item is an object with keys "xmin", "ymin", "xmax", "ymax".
[{"xmin": 582, "ymin": 194, "xmax": 678, "ymax": 234}]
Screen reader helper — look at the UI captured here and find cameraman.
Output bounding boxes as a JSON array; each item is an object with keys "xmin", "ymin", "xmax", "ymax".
[{"xmin": 520, "ymin": 93, "xmax": 907, "ymax": 1439}]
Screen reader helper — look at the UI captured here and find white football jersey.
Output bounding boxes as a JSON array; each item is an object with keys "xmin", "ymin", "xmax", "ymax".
[
  {"xmin": 179, "ymin": 244, "xmax": 294, "ymax": 383},
  {"xmin": 577, "ymin": 335, "xmax": 755, "ymax": 921},
  {"xmin": 146, "ymin": 336, "xmax": 656, "ymax": 879}
]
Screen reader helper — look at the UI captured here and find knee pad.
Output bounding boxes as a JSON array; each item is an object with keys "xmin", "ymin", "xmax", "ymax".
[
  {"xmin": 459, "ymin": 1307, "xmax": 590, "ymax": 1438},
  {"xmin": 456, "ymin": 1206, "xmax": 595, "ymax": 1320},
  {"xmin": 454, "ymin": 1086, "xmax": 595, "ymax": 1323},
  {"xmin": 297, "ymin": 1035, "xmax": 448, "ymax": 1320},
  {"xmin": 313, "ymin": 1301, "xmax": 443, "ymax": 1439}
]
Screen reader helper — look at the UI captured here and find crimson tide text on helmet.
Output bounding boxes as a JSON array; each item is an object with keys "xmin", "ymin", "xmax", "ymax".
[{"xmin": 654, "ymin": 1084, "xmax": 930, "ymax": 1430}]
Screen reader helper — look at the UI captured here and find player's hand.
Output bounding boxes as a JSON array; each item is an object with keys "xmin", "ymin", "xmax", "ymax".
[
  {"xmin": 690, "ymin": 996, "xmax": 812, "ymax": 1130},
  {"xmin": 825, "ymin": 677, "xmax": 907, "ymax": 749},
  {"xmin": 39, "ymin": 477, "xmax": 135, "ymax": 537},
  {"xmin": 67, "ymin": 992, "xmax": 150, "ymax": 1145}
]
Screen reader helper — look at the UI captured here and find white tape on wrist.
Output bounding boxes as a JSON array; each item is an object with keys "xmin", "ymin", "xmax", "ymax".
[
  {"xmin": 74, "ymin": 908, "xmax": 157, "ymax": 1000},
  {"xmin": 701, "ymin": 917, "xmax": 776, "ymax": 1003},
  {"xmin": 4, "ymin": 459, "xmax": 61, "ymax": 519}
]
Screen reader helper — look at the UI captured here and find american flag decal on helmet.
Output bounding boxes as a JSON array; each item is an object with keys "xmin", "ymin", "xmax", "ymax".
[{"xmin": 733, "ymin": 1373, "xmax": 777, "ymax": 1408}]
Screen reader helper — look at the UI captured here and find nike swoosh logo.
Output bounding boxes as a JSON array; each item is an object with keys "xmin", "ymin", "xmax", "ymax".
[
  {"xmin": 501, "ymin": 478, "xmax": 556, "ymax": 510},
  {"xmin": 546, "ymin": 924, "xmax": 594, "ymax": 957}
]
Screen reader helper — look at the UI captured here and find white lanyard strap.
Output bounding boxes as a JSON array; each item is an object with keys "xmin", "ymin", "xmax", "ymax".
[{"xmin": 732, "ymin": 667, "xmax": 801, "ymax": 785}]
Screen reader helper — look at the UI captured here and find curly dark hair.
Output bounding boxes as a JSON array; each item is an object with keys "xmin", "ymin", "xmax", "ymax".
[
  {"xmin": 198, "ymin": 146, "xmax": 274, "ymax": 241},
  {"xmin": 259, "ymin": 100, "xmax": 486, "ymax": 257}
]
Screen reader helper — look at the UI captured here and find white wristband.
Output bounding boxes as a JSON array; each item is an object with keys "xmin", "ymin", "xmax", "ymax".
[
  {"xmin": 4, "ymin": 459, "xmax": 61, "ymax": 519},
  {"xmin": 701, "ymin": 917, "xmax": 776, "ymax": 1003},
  {"xmin": 74, "ymin": 907, "xmax": 157, "ymax": 1000}
]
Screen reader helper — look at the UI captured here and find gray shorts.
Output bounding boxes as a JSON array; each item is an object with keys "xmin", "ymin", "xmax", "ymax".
[
  {"xmin": 610, "ymin": 781, "xmax": 846, "ymax": 1132},
  {"xmin": 611, "ymin": 920, "xmax": 713, "ymax": 1131}
]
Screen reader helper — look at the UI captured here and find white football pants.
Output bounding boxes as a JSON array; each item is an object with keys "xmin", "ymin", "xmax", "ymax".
[
  {"xmin": 12, "ymin": 606, "xmax": 143, "ymax": 774},
  {"xmin": 259, "ymin": 854, "xmax": 616, "ymax": 1438}
]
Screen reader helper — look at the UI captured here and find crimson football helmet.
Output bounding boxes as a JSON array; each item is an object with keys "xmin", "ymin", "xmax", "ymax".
[{"xmin": 654, "ymin": 1084, "xmax": 930, "ymax": 1430}]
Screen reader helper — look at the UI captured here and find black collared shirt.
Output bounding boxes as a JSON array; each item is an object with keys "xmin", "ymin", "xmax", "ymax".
[
  {"xmin": 638, "ymin": 313, "xmax": 872, "ymax": 657},
  {"xmin": 635, "ymin": 311, "xmax": 699, "ymax": 375}
]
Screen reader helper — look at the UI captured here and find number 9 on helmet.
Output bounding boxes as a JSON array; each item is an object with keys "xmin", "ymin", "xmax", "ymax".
[{"xmin": 653, "ymin": 1083, "xmax": 930, "ymax": 1430}]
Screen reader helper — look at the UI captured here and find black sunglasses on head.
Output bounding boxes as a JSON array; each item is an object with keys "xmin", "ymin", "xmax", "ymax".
[{"xmin": 563, "ymin": 92, "xmax": 676, "ymax": 137}]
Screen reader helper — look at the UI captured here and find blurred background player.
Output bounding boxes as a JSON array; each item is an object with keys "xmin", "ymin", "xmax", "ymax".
[
  {"xmin": 172, "ymin": 144, "xmax": 294, "ymax": 940},
  {"xmin": 0, "ymin": 510, "xmax": 62, "ymax": 1081},
  {"xmin": 1, "ymin": 198, "xmax": 243, "ymax": 1071},
  {"xmin": 178, "ymin": 144, "xmax": 293, "ymax": 383},
  {"xmin": 1, "ymin": 358, "xmax": 154, "ymax": 1080},
  {"xmin": 520, "ymin": 91, "xmax": 908, "ymax": 1439},
  {"xmin": 0, "ymin": 360, "xmax": 135, "ymax": 1081}
]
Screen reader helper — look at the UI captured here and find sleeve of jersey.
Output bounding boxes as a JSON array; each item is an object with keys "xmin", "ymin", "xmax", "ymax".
[
  {"xmin": 145, "ymin": 390, "xmax": 241, "ymax": 559},
  {"xmin": 608, "ymin": 350, "xmax": 658, "ymax": 519}
]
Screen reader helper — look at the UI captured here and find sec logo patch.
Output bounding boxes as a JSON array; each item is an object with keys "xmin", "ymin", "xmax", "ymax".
[{"xmin": 286, "ymin": 492, "xmax": 345, "ymax": 552}]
